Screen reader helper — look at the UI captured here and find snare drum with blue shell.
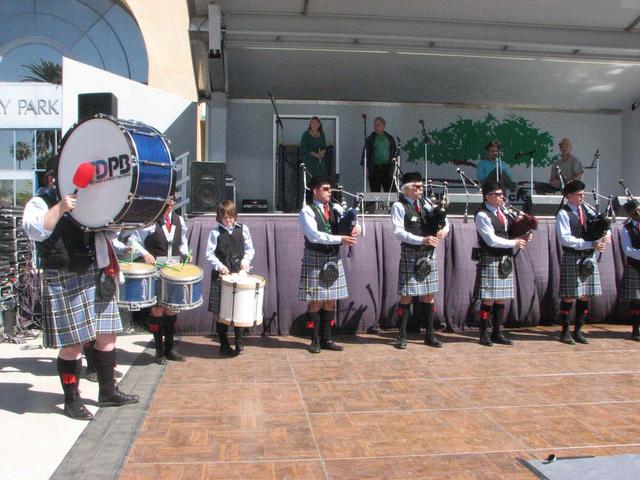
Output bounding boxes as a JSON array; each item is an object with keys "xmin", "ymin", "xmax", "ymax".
[
  {"xmin": 56, "ymin": 114, "xmax": 173, "ymax": 230},
  {"xmin": 158, "ymin": 263, "xmax": 203, "ymax": 312},
  {"xmin": 117, "ymin": 263, "xmax": 157, "ymax": 311}
]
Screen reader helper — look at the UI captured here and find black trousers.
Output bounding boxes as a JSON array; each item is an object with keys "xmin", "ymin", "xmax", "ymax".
[{"xmin": 368, "ymin": 164, "xmax": 394, "ymax": 192}]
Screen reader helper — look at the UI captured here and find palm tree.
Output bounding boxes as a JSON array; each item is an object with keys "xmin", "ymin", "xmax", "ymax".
[
  {"xmin": 10, "ymin": 141, "xmax": 33, "ymax": 169},
  {"xmin": 21, "ymin": 59, "xmax": 61, "ymax": 85}
]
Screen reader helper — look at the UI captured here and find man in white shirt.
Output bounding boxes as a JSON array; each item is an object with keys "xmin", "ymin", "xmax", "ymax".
[
  {"xmin": 619, "ymin": 199, "xmax": 640, "ymax": 341},
  {"xmin": 473, "ymin": 180, "xmax": 528, "ymax": 346},
  {"xmin": 298, "ymin": 175, "xmax": 360, "ymax": 353},
  {"xmin": 555, "ymin": 180, "xmax": 608, "ymax": 344},
  {"xmin": 390, "ymin": 171, "xmax": 449, "ymax": 349}
]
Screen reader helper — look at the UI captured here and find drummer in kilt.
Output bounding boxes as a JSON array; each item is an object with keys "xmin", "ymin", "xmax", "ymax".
[
  {"xmin": 620, "ymin": 199, "xmax": 640, "ymax": 341},
  {"xmin": 129, "ymin": 194, "xmax": 190, "ymax": 363},
  {"xmin": 555, "ymin": 180, "xmax": 608, "ymax": 344},
  {"xmin": 299, "ymin": 175, "xmax": 360, "ymax": 354},
  {"xmin": 473, "ymin": 181, "xmax": 528, "ymax": 346},
  {"xmin": 205, "ymin": 200, "xmax": 255, "ymax": 356},
  {"xmin": 391, "ymin": 172, "xmax": 449, "ymax": 349},
  {"xmin": 23, "ymin": 191, "xmax": 139, "ymax": 420}
]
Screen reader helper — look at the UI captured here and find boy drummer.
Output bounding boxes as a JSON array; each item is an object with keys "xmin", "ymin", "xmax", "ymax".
[{"xmin": 205, "ymin": 200, "xmax": 255, "ymax": 356}]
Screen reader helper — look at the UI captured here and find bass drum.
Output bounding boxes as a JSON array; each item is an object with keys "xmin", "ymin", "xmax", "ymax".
[{"xmin": 56, "ymin": 114, "xmax": 173, "ymax": 230}]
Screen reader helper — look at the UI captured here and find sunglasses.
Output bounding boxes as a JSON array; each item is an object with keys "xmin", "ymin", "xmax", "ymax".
[
  {"xmin": 317, "ymin": 186, "xmax": 332, "ymax": 192},
  {"xmin": 487, "ymin": 192, "xmax": 504, "ymax": 197}
]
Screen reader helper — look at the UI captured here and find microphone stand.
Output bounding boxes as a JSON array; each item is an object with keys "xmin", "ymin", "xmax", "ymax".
[
  {"xmin": 268, "ymin": 93, "xmax": 285, "ymax": 211},
  {"xmin": 419, "ymin": 120, "xmax": 429, "ymax": 183},
  {"xmin": 387, "ymin": 139, "xmax": 402, "ymax": 207},
  {"xmin": 361, "ymin": 114, "xmax": 368, "ymax": 193},
  {"xmin": 300, "ymin": 163, "xmax": 311, "ymax": 210},
  {"xmin": 529, "ymin": 153, "xmax": 534, "ymax": 200}
]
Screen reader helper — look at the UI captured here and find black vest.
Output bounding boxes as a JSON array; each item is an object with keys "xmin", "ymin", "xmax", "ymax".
[
  {"xmin": 475, "ymin": 204, "xmax": 512, "ymax": 256},
  {"xmin": 214, "ymin": 224, "xmax": 244, "ymax": 273},
  {"xmin": 561, "ymin": 204, "xmax": 588, "ymax": 239},
  {"xmin": 143, "ymin": 211, "xmax": 182, "ymax": 258},
  {"xmin": 35, "ymin": 191, "xmax": 96, "ymax": 273},
  {"xmin": 401, "ymin": 199, "xmax": 436, "ymax": 249},
  {"xmin": 304, "ymin": 203, "xmax": 340, "ymax": 255},
  {"xmin": 625, "ymin": 221, "xmax": 640, "ymax": 268}
]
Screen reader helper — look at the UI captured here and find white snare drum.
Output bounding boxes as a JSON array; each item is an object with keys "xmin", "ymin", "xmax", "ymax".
[
  {"xmin": 218, "ymin": 274, "xmax": 266, "ymax": 327},
  {"xmin": 158, "ymin": 264, "xmax": 203, "ymax": 312}
]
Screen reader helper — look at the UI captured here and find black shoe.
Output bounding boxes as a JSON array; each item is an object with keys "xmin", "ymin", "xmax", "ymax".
[
  {"xmin": 154, "ymin": 352, "xmax": 167, "ymax": 365},
  {"xmin": 559, "ymin": 332, "xmax": 576, "ymax": 344},
  {"xmin": 219, "ymin": 343, "xmax": 235, "ymax": 357},
  {"xmin": 114, "ymin": 369, "xmax": 123, "ymax": 379},
  {"xmin": 165, "ymin": 348, "xmax": 186, "ymax": 362},
  {"xmin": 234, "ymin": 344, "xmax": 244, "ymax": 356},
  {"xmin": 64, "ymin": 398, "xmax": 93, "ymax": 421},
  {"xmin": 85, "ymin": 369, "xmax": 98, "ymax": 382},
  {"xmin": 479, "ymin": 334, "xmax": 493, "ymax": 347},
  {"xmin": 424, "ymin": 334, "xmax": 443, "ymax": 348},
  {"xmin": 393, "ymin": 336, "xmax": 407, "ymax": 349},
  {"xmin": 98, "ymin": 387, "xmax": 139, "ymax": 407},
  {"xmin": 320, "ymin": 340, "xmax": 344, "ymax": 351},
  {"xmin": 572, "ymin": 331, "xmax": 589, "ymax": 344},
  {"xmin": 308, "ymin": 339, "xmax": 321, "ymax": 354},
  {"xmin": 632, "ymin": 325, "xmax": 640, "ymax": 342},
  {"xmin": 491, "ymin": 334, "xmax": 514, "ymax": 346}
]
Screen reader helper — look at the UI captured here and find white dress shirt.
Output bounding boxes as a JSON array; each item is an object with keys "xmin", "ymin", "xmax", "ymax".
[
  {"xmin": 299, "ymin": 200, "xmax": 344, "ymax": 245},
  {"xmin": 128, "ymin": 214, "xmax": 189, "ymax": 257},
  {"xmin": 555, "ymin": 203, "xmax": 593, "ymax": 250},
  {"xmin": 475, "ymin": 205, "xmax": 516, "ymax": 249},
  {"xmin": 391, "ymin": 198, "xmax": 450, "ymax": 245},
  {"xmin": 205, "ymin": 223, "xmax": 255, "ymax": 272},
  {"xmin": 621, "ymin": 220, "xmax": 640, "ymax": 262}
]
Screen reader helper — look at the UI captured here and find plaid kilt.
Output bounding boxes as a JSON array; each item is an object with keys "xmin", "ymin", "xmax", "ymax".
[
  {"xmin": 41, "ymin": 265, "xmax": 122, "ymax": 349},
  {"xmin": 620, "ymin": 264, "xmax": 640, "ymax": 300},
  {"xmin": 559, "ymin": 251, "xmax": 601, "ymax": 298},
  {"xmin": 208, "ymin": 276, "xmax": 222, "ymax": 313},
  {"xmin": 298, "ymin": 247, "xmax": 348, "ymax": 302},
  {"xmin": 398, "ymin": 244, "xmax": 439, "ymax": 296},
  {"xmin": 473, "ymin": 253, "xmax": 514, "ymax": 300}
]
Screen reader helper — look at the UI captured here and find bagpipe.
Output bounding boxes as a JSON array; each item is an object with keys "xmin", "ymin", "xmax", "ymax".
[
  {"xmin": 457, "ymin": 168, "xmax": 538, "ymax": 239},
  {"xmin": 581, "ymin": 190, "xmax": 613, "ymax": 242}
]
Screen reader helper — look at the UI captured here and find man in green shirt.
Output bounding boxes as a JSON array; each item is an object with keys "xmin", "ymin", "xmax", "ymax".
[{"xmin": 361, "ymin": 117, "xmax": 397, "ymax": 192}]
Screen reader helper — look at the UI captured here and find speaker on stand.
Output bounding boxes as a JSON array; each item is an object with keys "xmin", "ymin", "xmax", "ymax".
[
  {"xmin": 77, "ymin": 92, "xmax": 118, "ymax": 121},
  {"xmin": 190, "ymin": 162, "xmax": 225, "ymax": 214}
]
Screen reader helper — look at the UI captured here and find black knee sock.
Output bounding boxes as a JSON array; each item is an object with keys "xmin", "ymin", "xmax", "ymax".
[
  {"xmin": 164, "ymin": 315, "xmax": 177, "ymax": 351},
  {"xmin": 422, "ymin": 302, "xmax": 435, "ymax": 333},
  {"xmin": 558, "ymin": 300, "xmax": 573, "ymax": 328},
  {"xmin": 57, "ymin": 357, "xmax": 82, "ymax": 403},
  {"xmin": 320, "ymin": 309, "xmax": 335, "ymax": 342},
  {"xmin": 216, "ymin": 320, "xmax": 230, "ymax": 345},
  {"xmin": 574, "ymin": 299, "xmax": 589, "ymax": 331},
  {"xmin": 491, "ymin": 303, "xmax": 505, "ymax": 335},
  {"xmin": 307, "ymin": 311, "xmax": 321, "ymax": 341},
  {"xmin": 480, "ymin": 304, "xmax": 492, "ymax": 335},
  {"xmin": 234, "ymin": 326, "xmax": 245, "ymax": 347},
  {"xmin": 94, "ymin": 349, "xmax": 116, "ymax": 396},
  {"xmin": 83, "ymin": 340, "xmax": 96, "ymax": 373},
  {"xmin": 396, "ymin": 303, "xmax": 411, "ymax": 338}
]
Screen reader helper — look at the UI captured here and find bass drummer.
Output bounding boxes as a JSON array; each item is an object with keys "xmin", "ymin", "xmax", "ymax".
[
  {"xmin": 128, "ymin": 190, "xmax": 190, "ymax": 364},
  {"xmin": 205, "ymin": 200, "xmax": 255, "ymax": 357}
]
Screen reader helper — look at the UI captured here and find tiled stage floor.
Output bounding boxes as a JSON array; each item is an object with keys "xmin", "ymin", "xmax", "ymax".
[{"xmin": 119, "ymin": 324, "xmax": 640, "ymax": 479}]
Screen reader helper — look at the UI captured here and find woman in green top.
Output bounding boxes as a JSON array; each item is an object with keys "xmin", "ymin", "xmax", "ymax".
[{"xmin": 300, "ymin": 116, "xmax": 327, "ymax": 177}]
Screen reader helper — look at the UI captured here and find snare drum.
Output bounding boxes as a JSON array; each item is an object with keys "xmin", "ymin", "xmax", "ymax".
[
  {"xmin": 218, "ymin": 274, "xmax": 266, "ymax": 327},
  {"xmin": 158, "ymin": 264, "xmax": 203, "ymax": 311},
  {"xmin": 56, "ymin": 115, "xmax": 174, "ymax": 230},
  {"xmin": 117, "ymin": 263, "xmax": 157, "ymax": 311}
]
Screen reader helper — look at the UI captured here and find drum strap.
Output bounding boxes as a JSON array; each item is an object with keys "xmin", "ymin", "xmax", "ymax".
[{"xmin": 161, "ymin": 224, "xmax": 177, "ymax": 256}]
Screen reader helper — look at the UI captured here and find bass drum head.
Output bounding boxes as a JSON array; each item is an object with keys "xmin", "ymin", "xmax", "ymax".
[{"xmin": 57, "ymin": 116, "xmax": 135, "ymax": 229}]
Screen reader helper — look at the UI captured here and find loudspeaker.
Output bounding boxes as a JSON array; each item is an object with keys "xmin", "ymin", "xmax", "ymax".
[
  {"xmin": 78, "ymin": 92, "xmax": 118, "ymax": 121},
  {"xmin": 190, "ymin": 162, "xmax": 225, "ymax": 213}
]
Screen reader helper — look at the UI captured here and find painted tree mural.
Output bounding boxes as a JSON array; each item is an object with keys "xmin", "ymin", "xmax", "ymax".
[{"xmin": 403, "ymin": 114, "xmax": 555, "ymax": 168}]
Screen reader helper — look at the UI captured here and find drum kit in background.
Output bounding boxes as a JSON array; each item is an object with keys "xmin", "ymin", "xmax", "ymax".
[{"xmin": 54, "ymin": 114, "xmax": 266, "ymax": 327}]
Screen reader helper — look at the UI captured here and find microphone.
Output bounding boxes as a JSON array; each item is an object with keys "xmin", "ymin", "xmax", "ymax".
[
  {"xmin": 267, "ymin": 91, "xmax": 273, "ymax": 98},
  {"xmin": 361, "ymin": 113, "xmax": 367, "ymax": 119},
  {"xmin": 396, "ymin": 136, "xmax": 402, "ymax": 145},
  {"xmin": 72, "ymin": 162, "xmax": 95, "ymax": 194},
  {"xmin": 594, "ymin": 150, "xmax": 600, "ymax": 158},
  {"xmin": 514, "ymin": 149, "xmax": 536, "ymax": 159},
  {"xmin": 419, "ymin": 119, "xmax": 425, "ymax": 126}
]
